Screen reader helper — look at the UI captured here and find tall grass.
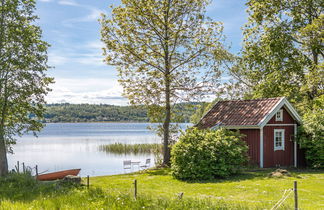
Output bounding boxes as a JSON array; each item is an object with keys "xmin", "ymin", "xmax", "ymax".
[
  {"xmin": 98, "ymin": 143, "xmax": 162, "ymax": 155},
  {"xmin": 0, "ymin": 186, "xmax": 278, "ymax": 210}
]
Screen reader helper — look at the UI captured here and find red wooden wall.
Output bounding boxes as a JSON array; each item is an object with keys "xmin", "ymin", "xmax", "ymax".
[
  {"xmin": 263, "ymin": 125, "xmax": 295, "ymax": 167},
  {"xmin": 264, "ymin": 106, "xmax": 296, "ymax": 167},
  {"xmin": 240, "ymin": 129, "xmax": 260, "ymax": 166},
  {"xmin": 238, "ymin": 106, "xmax": 299, "ymax": 167},
  {"xmin": 267, "ymin": 106, "xmax": 295, "ymax": 124}
]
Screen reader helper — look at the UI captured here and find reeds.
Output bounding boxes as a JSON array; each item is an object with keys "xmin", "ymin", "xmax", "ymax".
[{"xmin": 98, "ymin": 143, "xmax": 162, "ymax": 154}]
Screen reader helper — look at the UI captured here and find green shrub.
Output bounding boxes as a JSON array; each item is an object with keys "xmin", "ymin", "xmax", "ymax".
[
  {"xmin": 171, "ymin": 127, "xmax": 248, "ymax": 180},
  {"xmin": 298, "ymin": 95, "xmax": 324, "ymax": 168}
]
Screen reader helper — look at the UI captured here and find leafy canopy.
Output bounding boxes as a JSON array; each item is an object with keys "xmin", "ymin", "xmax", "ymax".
[
  {"xmin": 0, "ymin": 0, "xmax": 53, "ymax": 175},
  {"xmin": 100, "ymin": 0, "xmax": 231, "ymax": 165},
  {"xmin": 230, "ymin": 0, "xmax": 323, "ymax": 111}
]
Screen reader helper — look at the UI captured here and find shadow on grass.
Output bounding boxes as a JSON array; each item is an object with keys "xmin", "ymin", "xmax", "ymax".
[
  {"xmin": 0, "ymin": 172, "xmax": 81, "ymax": 202},
  {"xmin": 145, "ymin": 167, "xmax": 172, "ymax": 176},
  {"xmin": 144, "ymin": 167, "xmax": 271, "ymax": 183},
  {"xmin": 144, "ymin": 167, "xmax": 324, "ymax": 184}
]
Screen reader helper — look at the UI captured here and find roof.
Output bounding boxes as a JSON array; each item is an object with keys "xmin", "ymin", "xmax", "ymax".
[{"xmin": 196, "ymin": 97, "xmax": 301, "ymax": 129}]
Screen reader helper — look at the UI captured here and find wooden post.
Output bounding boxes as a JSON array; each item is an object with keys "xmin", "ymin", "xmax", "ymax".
[
  {"xmin": 35, "ymin": 165, "xmax": 38, "ymax": 178},
  {"xmin": 134, "ymin": 179, "xmax": 137, "ymax": 200},
  {"xmin": 294, "ymin": 181, "xmax": 298, "ymax": 210},
  {"xmin": 22, "ymin": 162, "xmax": 25, "ymax": 173},
  {"xmin": 178, "ymin": 192, "xmax": 184, "ymax": 199},
  {"xmin": 87, "ymin": 175, "xmax": 90, "ymax": 189},
  {"xmin": 17, "ymin": 161, "xmax": 20, "ymax": 173}
]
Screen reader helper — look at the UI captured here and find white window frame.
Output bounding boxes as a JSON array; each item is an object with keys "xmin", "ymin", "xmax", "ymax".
[
  {"xmin": 274, "ymin": 129, "xmax": 285, "ymax": 151},
  {"xmin": 275, "ymin": 109, "xmax": 283, "ymax": 121}
]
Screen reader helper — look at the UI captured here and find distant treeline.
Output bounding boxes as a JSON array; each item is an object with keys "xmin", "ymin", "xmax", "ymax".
[{"xmin": 43, "ymin": 103, "xmax": 199, "ymax": 123}]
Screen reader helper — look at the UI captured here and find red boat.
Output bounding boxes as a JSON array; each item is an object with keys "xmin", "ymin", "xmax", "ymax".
[{"xmin": 36, "ymin": 169, "xmax": 81, "ymax": 181}]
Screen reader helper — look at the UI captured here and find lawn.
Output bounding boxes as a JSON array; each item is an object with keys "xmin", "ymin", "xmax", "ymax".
[{"xmin": 0, "ymin": 168, "xmax": 323, "ymax": 209}]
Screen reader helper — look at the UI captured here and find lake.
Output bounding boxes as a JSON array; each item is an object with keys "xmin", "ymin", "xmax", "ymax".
[{"xmin": 7, "ymin": 123, "xmax": 191, "ymax": 177}]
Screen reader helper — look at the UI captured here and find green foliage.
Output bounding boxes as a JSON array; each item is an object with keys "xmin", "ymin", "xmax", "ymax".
[
  {"xmin": 171, "ymin": 128, "xmax": 248, "ymax": 180},
  {"xmin": 43, "ymin": 103, "xmax": 197, "ymax": 123},
  {"xmin": 99, "ymin": 143, "xmax": 162, "ymax": 155},
  {"xmin": 100, "ymin": 0, "xmax": 230, "ymax": 107},
  {"xmin": 100, "ymin": 0, "xmax": 231, "ymax": 165},
  {"xmin": 298, "ymin": 95, "xmax": 324, "ymax": 168},
  {"xmin": 0, "ymin": 0, "xmax": 53, "ymax": 175},
  {"xmin": 226, "ymin": 0, "xmax": 323, "ymax": 170},
  {"xmin": 190, "ymin": 99, "xmax": 219, "ymax": 124},
  {"xmin": 230, "ymin": 0, "xmax": 323, "ymax": 111},
  {"xmin": 44, "ymin": 103, "xmax": 148, "ymax": 122}
]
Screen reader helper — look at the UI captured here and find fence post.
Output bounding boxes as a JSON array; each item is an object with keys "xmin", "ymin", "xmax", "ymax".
[
  {"xmin": 87, "ymin": 175, "xmax": 90, "ymax": 189},
  {"xmin": 294, "ymin": 181, "xmax": 298, "ymax": 210},
  {"xmin": 22, "ymin": 162, "xmax": 25, "ymax": 173},
  {"xmin": 35, "ymin": 165, "xmax": 38, "ymax": 178},
  {"xmin": 17, "ymin": 161, "xmax": 20, "ymax": 173},
  {"xmin": 134, "ymin": 179, "xmax": 137, "ymax": 200}
]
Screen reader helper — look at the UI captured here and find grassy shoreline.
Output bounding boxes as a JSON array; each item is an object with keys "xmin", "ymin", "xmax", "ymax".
[{"xmin": 1, "ymin": 168, "xmax": 323, "ymax": 209}]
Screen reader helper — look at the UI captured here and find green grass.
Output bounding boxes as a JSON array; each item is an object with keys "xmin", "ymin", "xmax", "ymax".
[
  {"xmin": 1, "ymin": 168, "xmax": 323, "ymax": 209},
  {"xmin": 98, "ymin": 143, "xmax": 162, "ymax": 154}
]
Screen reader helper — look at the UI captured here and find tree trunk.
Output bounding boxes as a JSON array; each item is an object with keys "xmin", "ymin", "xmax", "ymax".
[
  {"xmin": 162, "ymin": 0, "xmax": 172, "ymax": 166},
  {"xmin": 162, "ymin": 76, "xmax": 171, "ymax": 166},
  {"xmin": 0, "ymin": 129, "xmax": 8, "ymax": 176}
]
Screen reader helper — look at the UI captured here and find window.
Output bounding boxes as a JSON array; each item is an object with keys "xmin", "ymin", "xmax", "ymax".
[
  {"xmin": 274, "ymin": 129, "xmax": 285, "ymax": 151},
  {"xmin": 275, "ymin": 109, "xmax": 283, "ymax": 121}
]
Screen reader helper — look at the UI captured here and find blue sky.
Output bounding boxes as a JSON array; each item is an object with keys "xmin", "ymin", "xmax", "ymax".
[{"xmin": 37, "ymin": 0, "xmax": 247, "ymax": 105}]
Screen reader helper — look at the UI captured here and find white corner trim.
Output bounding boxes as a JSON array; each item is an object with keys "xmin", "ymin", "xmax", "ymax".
[
  {"xmin": 294, "ymin": 124, "xmax": 297, "ymax": 167},
  {"xmin": 258, "ymin": 97, "xmax": 302, "ymax": 127},
  {"xmin": 283, "ymin": 98, "xmax": 302, "ymax": 123},
  {"xmin": 258, "ymin": 97, "xmax": 285, "ymax": 127},
  {"xmin": 260, "ymin": 127, "xmax": 264, "ymax": 168},
  {"xmin": 274, "ymin": 129, "xmax": 285, "ymax": 151}
]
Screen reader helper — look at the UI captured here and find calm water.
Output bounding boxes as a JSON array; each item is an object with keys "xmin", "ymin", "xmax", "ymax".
[{"xmin": 7, "ymin": 123, "xmax": 190, "ymax": 177}]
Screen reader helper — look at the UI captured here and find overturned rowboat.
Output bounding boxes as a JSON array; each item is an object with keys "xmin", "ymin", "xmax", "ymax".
[{"xmin": 37, "ymin": 169, "xmax": 81, "ymax": 181}]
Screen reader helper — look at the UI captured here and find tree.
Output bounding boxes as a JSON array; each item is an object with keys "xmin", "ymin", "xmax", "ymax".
[
  {"xmin": 100, "ymin": 0, "xmax": 231, "ymax": 165},
  {"xmin": 229, "ymin": 0, "xmax": 323, "ymax": 111},
  {"xmin": 0, "ymin": 0, "xmax": 53, "ymax": 176}
]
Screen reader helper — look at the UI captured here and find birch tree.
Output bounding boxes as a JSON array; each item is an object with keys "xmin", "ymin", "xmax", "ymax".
[{"xmin": 100, "ymin": 0, "xmax": 231, "ymax": 165}]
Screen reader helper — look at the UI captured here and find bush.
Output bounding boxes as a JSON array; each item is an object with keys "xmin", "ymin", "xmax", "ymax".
[
  {"xmin": 298, "ymin": 95, "xmax": 324, "ymax": 168},
  {"xmin": 171, "ymin": 128, "xmax": 248, "ymax": 180}
]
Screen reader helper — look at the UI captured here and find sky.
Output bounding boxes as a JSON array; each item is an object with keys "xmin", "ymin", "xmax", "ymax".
[{"xmin": 36, "ymin": 0, "xmax": 248, "ymax": 105}]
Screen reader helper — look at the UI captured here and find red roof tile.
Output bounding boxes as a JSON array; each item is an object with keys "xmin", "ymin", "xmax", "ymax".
[{"xmin": 197, "ymin": 97, "xmax": 283, "ymax": 128}]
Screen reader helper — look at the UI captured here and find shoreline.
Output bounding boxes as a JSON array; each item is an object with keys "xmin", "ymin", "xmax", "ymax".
[{"xmin": 43, "ymin": 121, "xmax": 192, "ymax": 124}]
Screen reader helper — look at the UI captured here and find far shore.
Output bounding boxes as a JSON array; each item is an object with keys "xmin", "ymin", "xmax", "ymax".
[{"xmin": 43, "ymin": 121, "xmax": 191, "ymax": 124}]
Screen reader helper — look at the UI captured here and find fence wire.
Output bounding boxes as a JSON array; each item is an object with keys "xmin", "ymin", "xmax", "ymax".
[{"xmin": 271, "ymin": 188, "xmax": 294, "ymax": 210}]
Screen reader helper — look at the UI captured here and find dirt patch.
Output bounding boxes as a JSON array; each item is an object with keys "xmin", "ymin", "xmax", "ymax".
[{"xmin": 268, "ymin": 169, "xmax": 291, "ymax": 178}]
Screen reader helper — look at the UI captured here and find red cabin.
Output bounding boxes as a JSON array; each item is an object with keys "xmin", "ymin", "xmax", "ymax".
[{"xmin": 197, "ymin": 97, "xmax": 305, "ymax": 168}]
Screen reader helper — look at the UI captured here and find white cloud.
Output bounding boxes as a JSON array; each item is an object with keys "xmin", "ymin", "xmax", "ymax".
[
  {"xmin": 39, "ymin": 0, "xmax": 53, "ymax": 2},
  {"xmin": 60, "ymin": 1, "xmax": 104, "ymax": 26},
  {"xmin": 46, "ymin": 77, "xmax": 128, "ymax": 105},
  {"xmin": 58, "ymin": 0, "xmax": 79, "ymax": 6},
  {"xmin": 47, "ymin": 42, "xmax": 106, "ymax": 67},
  {"xmin": 48, "ymin": 52, "xmax": 69, "ymax": 66}
]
